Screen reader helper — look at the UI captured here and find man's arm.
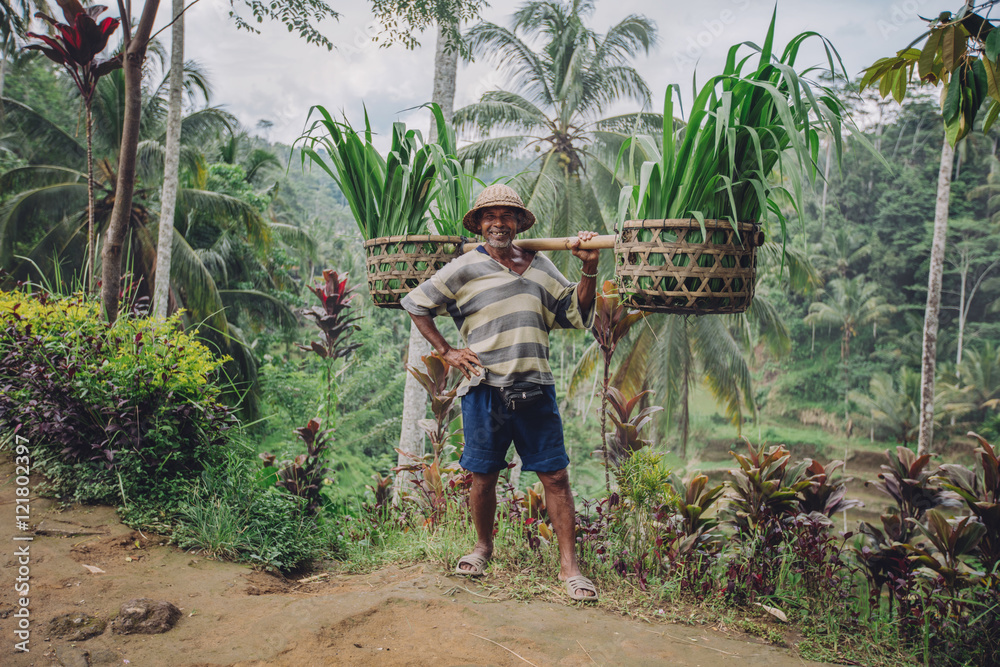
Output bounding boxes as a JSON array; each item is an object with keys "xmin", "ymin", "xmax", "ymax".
[
  {"xmin": 408, "ymin": 313, "xmax": 483, "ymax": 380},
  {"xmin": 570, "ymin": 231, "xmax": 600, "ymax": 313}
]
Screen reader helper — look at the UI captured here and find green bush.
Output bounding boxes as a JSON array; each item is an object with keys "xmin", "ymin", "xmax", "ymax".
[{"xmin": 0, "ymin": 289, "xmax": 234, "ymax": 517}]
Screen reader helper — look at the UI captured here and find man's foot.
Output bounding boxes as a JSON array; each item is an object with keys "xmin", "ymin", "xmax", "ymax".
[
  {"xmin": 455, "ymin": 548, "xmax": 492, "ymax": 576},
  {"xmin": 560, "ymin": 573, "xmax": 598, "ymax": 601}
]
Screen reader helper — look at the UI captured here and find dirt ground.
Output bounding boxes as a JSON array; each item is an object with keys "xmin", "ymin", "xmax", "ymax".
[{"xmin": 0, "ymin": 458, "xmax": 831, "ymax": 667}]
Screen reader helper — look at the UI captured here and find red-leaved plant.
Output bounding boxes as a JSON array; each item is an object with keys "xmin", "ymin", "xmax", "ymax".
[
  {"xmin": 301, "ymin": 269, "xmax": 361, "ymax": 426},
  {"xmin": 26, "ymin": 3, "xmax": 119, "ymax": 288},
  {"xmin": 604, "ymin": 386, "xmax": 662, "ymax": 467},
  {"xmin": 260, "ymin": 419, "xmax": 332, "ymax": 515},
  {"xmin": 591, "ymin": 280, "xmax": 644, "ymax": 493},
  {"xmin": 394, "ymin": 352, "xmax": 469, "ymax": 525}
]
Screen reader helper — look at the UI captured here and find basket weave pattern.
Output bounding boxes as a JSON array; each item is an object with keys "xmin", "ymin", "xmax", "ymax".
[
  {"xmin": 614, "ymin": 219, "xmax": 757, "ymax": 314},
  {"xmin": 363, "ymin": 235, "xmax": 464, "ymax": 309}
]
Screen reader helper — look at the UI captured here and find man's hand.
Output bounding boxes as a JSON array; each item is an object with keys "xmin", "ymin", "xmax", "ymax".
[
  {"xmin": 409, "ymin": 313, "xmax": 483, "ymax": 380},
  {"xmin": 443, "ymin": 347, "xmax": 483, "ymax": 380},
  {"xmin": 570, "ymin": 231, "xmax": 600, "ymax": 265}
]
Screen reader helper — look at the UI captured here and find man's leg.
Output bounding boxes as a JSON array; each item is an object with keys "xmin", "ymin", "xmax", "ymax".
[
  {"xmin": 458, "ymin": 469, "xmax": 501, "ymax": 572},
  {"xmin": 536, "ymin": 468, "xmax": 594, "ymax": 597}
]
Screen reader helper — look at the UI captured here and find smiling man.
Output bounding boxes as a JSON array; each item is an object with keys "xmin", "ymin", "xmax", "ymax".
[{"xmin": 401, "ymin": 184, "xmax": 600, "ymax": 601}]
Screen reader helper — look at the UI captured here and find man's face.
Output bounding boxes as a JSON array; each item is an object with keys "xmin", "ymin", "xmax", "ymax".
[{"xmin": 479, "ymin": 206, "xmax": 519, "ymax": 249}]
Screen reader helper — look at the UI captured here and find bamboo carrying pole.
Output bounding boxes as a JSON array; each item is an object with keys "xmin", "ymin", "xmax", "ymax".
[
  {"xmin": 460, "ymin": 234, "xmax": 617, "ymax": 253},
  {"xmin": 458, "ymin": 230, "xmax": 764, "ymax": 253}
]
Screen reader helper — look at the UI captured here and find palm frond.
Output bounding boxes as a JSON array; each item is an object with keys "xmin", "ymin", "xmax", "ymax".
[
  {"xmin": 270, "ymin": 222, "xmax": 317, "ymax": 262},
  {"xmin": 466, "ymin": 22, "xmax": 554, "ymax": 107},
  {"xmin": 594, "ymin": 113, "xmax": 664, "ymax": 135},
  {"xmin": 169, "ymin": 228, "xmax": 227, "ymax": 334},
  {"xmin": 0, "ymin": 182, "xmax": 87, "ymax": 268},
  {"xmin": 176, "ymin": 107, "xmax": 236, "ymax": 146},
  {"xmin": 219, "ymin": 289, "xmax": 298, "ymax": 330},
  {"xmin": 175, "ymin": 188, "xmax": 270, "ymax": 248},
  {"xmin": 745, "ymin": 293, "xmax": 791, "ymax": 357},
  {"xmin": 0, "ymin": 165, "xmax": 84, "ymax": 193},
  {"xmin": 758, "ymin": 241, "xmax": 821, "ymax": 293},
  {"xmin": 243, "ymin": 148, "xmax": 281, "ymax": 184},
  {"xmin": 691, "ymin": 316, "xmax": 755, "ymax": 428},
  {"xmin": 457, "ymin": 134, "xmax": 529, "ymax": 170},
  {"xmin": 567, "ymin": 340, "xmax": 600, "ymax": 400},
  {"xmin": 2, "ymin": 214, "xmax": 84, "ymax": 290},
  {"xmin": 453, "ymin": 91, "xmax": 548, "ymax": 134},
  {"xmin": 0, "ymin": 96, "xmax": 85, "ymax": 167}
]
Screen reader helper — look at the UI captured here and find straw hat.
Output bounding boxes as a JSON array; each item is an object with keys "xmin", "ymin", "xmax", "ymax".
[{"xmin": 462, "ymin": 184, "xmax": 536, "ymax": 234}]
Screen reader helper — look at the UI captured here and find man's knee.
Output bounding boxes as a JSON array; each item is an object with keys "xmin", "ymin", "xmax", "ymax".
[
  {"xmin": 537, "ymin": 467, "xmax": 570, "ymax": 490},
  {"xmin": 471, "ymin": 470, "xmax": 501, "ymax": 490}
]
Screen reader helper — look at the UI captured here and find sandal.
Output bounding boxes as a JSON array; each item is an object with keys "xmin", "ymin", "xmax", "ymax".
[
  {"xmin": 564, "ymin": 575, "xmax": 598, "ymax": 601},
  {"xmin": 454, "ymin": 553, "xmax": 489, "ymax": 577}
]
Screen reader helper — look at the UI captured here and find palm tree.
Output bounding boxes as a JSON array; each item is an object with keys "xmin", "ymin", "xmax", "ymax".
[
  {"xmin": 455, "ymin": 0, "xmax": 657, "ymax": 272},
  {"xmin": 849, "ymin": 368, "xmax": 921, "ymax": 447},
  {"xmin": 941, "ymin": 342, "xmax": 1000, "ymax": 423},
  {"xmin": 815, "ymin": 227, "xmax": 872, "ymax": 279},
  {"xmin": 215, "ymin": 126, "xmax": 282, "ymax": 184},
  {"xmin": 805, "ymin": 275, "xmax": 893, "ymax": 421},
  {"xmin": 0, "ymin": 0, "xmax": 46, "ymax": 96},
  {"xmin": 0, "ymin": 63, "xmax": 234, "ymax": 296},
  {"xmin": 153, "ymin": 0, "xmax": 185, "ymax": 319}
]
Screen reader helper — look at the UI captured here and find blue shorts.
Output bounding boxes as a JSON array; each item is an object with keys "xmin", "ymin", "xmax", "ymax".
[{"xmin": 460, "ymin": 383, "xmax": 570, "ymax": 475}]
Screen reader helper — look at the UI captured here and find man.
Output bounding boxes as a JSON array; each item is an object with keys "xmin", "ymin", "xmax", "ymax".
[{"xmin": 401, "ymin": 184, "xmax": 599, "ymax": 601}]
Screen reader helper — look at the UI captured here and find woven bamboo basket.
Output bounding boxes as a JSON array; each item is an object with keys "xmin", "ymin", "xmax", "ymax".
[
  {"xmin": 363, "ymin": 235, "xmax": 465, "ymax": 309},
  {"xmin": 614, "ymin": 219, "xmax": 762, "ymax": 314}
]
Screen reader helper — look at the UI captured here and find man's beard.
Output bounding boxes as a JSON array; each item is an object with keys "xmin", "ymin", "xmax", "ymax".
[{"xmin": 486, "ymin": 237, "xmax": 512, "ymax": 249}]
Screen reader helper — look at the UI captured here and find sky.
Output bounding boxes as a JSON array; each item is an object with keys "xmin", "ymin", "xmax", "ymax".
[{"xmin": 138, "ymin": 0, "xmax": 944, "ymax": 146}]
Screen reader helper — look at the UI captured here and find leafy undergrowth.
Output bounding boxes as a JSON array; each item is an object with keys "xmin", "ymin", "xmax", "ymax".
[{"xmin": 327, "ymin": 428, "xmax": 1000, "ymax": 667}]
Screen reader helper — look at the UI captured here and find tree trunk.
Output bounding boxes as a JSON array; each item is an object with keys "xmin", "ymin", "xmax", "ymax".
[
  {"xmin": 100, "ymin": 0, "xmax": 160, "ymax": 323},
  {"xmin": 820, "ymin": 139, "xmax": 832, "ymax": 236},
  {"xmin": 843, "ymin": 331, "xmax": 850, "ymax": 424},
  {"xmin": 153, "ymin": 0, "xmax": 184, "ymax": 319},
  {"xmin": 394, "ymin": 20, "xmax": 460, "ymax": 503},
  {"xmin": 956, "ymin": 249, "xmax": 969, "ymax": 373},
  {"xmin": 680, "ymin": 350, "xmax": 690, "ymax": 459},
  {"xmin": 917, "ymin": 135, "xmax": 954, "ymax": 455},
  {"xmin": 956, "ymin": 256, "xmax": 1000, "ymax": 373},
  {"xmin": 0, "ymin": 54, "xmax": 6, "ymax": 98},
  {"xmin": 86, "ymin": 105, "xmax": 95, "ymax": 291},
  {"xmin": 428, "ymin": 22, "xmax": 457, "ymax": 142},
  {"xmin": 600, "ymin": 355, "xmax": 610, "ymax": 493}
]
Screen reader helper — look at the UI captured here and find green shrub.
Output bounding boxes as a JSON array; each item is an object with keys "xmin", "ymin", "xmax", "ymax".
[{"xmin": 0, "ymin": 289, "xmax": 234, "ymax": 517}]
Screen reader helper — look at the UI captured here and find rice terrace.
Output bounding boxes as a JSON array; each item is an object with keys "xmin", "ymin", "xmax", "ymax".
[{"xmin": 3, "ymin": 0, "xmax": 1000, "ymax": 665}]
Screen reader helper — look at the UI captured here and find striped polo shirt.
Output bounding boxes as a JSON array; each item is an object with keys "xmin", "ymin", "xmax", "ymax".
[{"xmin": 401, "ymin": 246, "xmax": 595, "ymax": 396}]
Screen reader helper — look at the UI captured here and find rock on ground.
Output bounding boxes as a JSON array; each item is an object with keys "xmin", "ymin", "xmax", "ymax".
[{"xmin": 111, "ymin": 598, "xmax": 181, "ymax": 635}]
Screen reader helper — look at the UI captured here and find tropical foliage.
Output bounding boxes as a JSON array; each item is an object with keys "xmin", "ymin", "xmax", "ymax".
[
  {"xmin": 616, "ymin": 10, "xmax": 853, "ymax": 246},
  {"xmin": 296, "ymin": 105, "xmax": 440, "ymax": 239},
  {"xmin": 0, "ymin": 55, "xmax": 314, "ymax": 417},
  {"xmin": 455, "ymin": 0, "xmax": 657, "ymax": 270}
]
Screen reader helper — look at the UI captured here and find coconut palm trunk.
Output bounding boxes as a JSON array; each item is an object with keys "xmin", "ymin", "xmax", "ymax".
[
  {"xmin": 394, "ymin": 20, "xmax": 459, "ymax": 503},
  {"xmin": 917, "ymin": 134, "xmax": 954, "ymax": 455},
  {"xmin": 153, "ymin": 0, "xmax": 184, "ymax": 319},
  {"xmin": 85, "ymin": 104, "xmax": 96, "ymax": 289}
]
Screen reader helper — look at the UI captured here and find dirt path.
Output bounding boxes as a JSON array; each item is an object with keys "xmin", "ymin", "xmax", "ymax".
[{"xmin": 0, "ymin": 459, "xmax": 827, "ymax": 667}]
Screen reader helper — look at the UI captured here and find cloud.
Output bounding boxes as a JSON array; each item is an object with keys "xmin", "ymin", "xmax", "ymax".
[{"xmin": 145, "ymin": 0, "xmax": 933, "ymax": 145}]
